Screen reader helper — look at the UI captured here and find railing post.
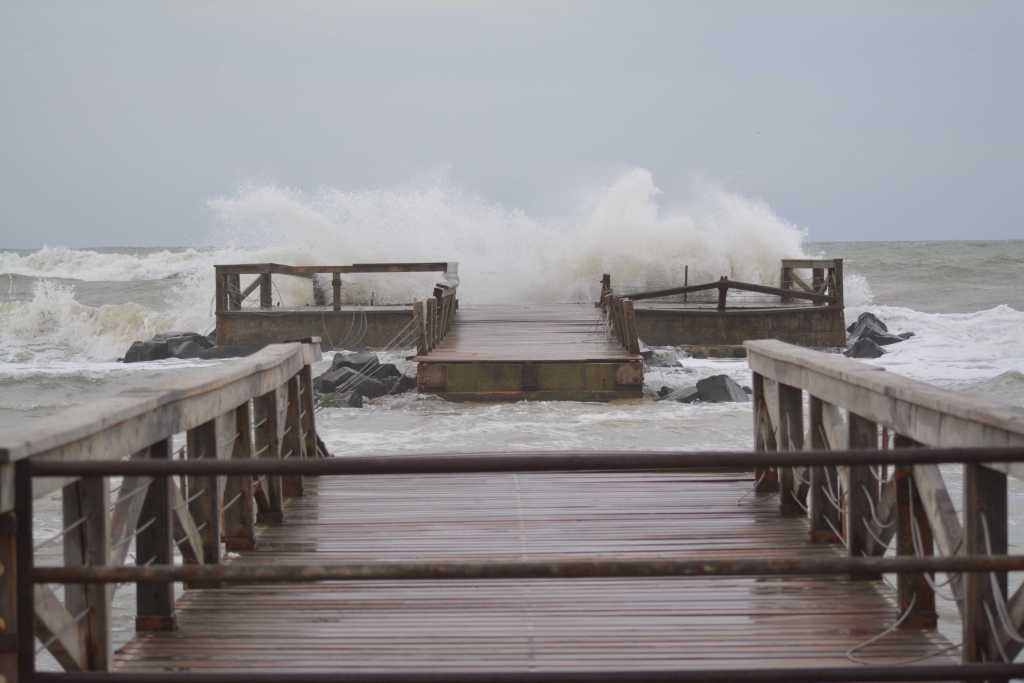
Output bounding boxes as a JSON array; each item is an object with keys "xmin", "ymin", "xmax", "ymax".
[
  {"xmin": 215, "ymin": 268, "xmax": 226, "ymax": 314},
  {"xmin": 63, "ymin": 476, "xmax": 112, "ymax": 669},
  {"xmin": 253, "ymin": 390, "xmax": 284, "ymax": 524},
  {"xmin": 807, "ymin": 397, "xmax": 840, "ymax": 543},
  {"xmin": 222, "ymin": 404, "xmax": 256, "ymax": 551},
  {"xmin": 136, "ymin": 438, "xmax": 176, "ymax": 632},
  {"xmin": 832, "ymin": 258, "xmax": 844, "ymax": 308},
  {"xmin": 300, "ymin": 365, "xmax": 319, "ymax": 459},
  {"xmin": 1, "ymin": 465, "xmax": 19, "ymax": 681},
  {"xmin": 259, "ymin": 272, "xmax": 273, "ymax": 308},
  {"xmin": 621, "ymin": 299, "xmax": 640, "ymax": 354},
  {"xmin": 227, "ymin": 273, "xmax": 241, "ymax": 311},
  {"xmin": 717, "ymin": 276, "xmax": 728, "ymax": 310},
  {"xmin": 332, "ymin": 272, "xmax": 342, "ymax": 312},
  {"xmin": 413, "ymin": 300, "xmax": 428, "ymax": 356},
  {"xmin": 847, "ymin": 412, "xmax": 880, "ymax": 577},
  {"xmin": 14, "ymin": 461, "xmax": 33, "ymax": 681},
  {"xmin": 427, "ymin": 297, "xmax": 438, "ymax": 350},
  {"xmin": 751, "ymin": 372, "xmax": 779, "ymax": 493},
  {"xmin": 186, "ymin": 420, "xmax": 222, "ymax": 580},
  {"xmin": 598, "ymin": 274, "xmax": 611, "ymax": 308},
  {"xmin": 963, "ymin": 462, "xmax": 1008, "ymax": 665},
  {"xmin": 778, "ymin": 383, "xmax": 805, "ymax": 516},
  {"xmin": 896, "ymin": 465, "xmax": 937, "ymax": 629},
  {"xmin": 780, "ymin": 266, "xmax": 793, "ymax": 304},
  {"xmin": 282, "ymin": 375, "xmax": 306, "ymax": 498}
]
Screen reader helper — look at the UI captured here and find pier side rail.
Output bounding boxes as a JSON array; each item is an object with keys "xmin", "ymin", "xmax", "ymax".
[
  {"xmin": 0, "ymin": 340, "xmax": 324, "ymax": 678},
  {"xmin": 411, "ymin": 283, "xmax": 459, "ymax": 356},
  {"xmin": 214, "ymin": 262, "xmax": 458, "ymax": 313},
  {"xmin": 597, "ymin": 274, "xmax": 641, "ymax": 354},
  {"xmin": 746, "ymin": 338, "xmax": 1024, "ymax": 666},
  {"xmin": 598, "ymin": 258, "xmax": 844, "ymax": 310}
]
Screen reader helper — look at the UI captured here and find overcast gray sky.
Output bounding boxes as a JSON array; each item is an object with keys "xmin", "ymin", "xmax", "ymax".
[{"xmin": 1, "ymin": 1, "xmax": 1021, "ymax": 248}]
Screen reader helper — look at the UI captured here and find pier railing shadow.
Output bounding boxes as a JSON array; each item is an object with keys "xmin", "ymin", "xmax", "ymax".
[{"xmin": 3, "ymin": 339, "xmax": 1024, "ymax": 681}]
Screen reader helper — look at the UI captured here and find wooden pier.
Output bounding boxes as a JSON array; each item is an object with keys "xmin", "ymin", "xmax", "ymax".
[
  {"xmin": 413, "ymin": 303, "xmax": 643, "ymax": 401},
  {"xmin": 6, "ymin": 338, "xmax": 1024, "ymax": 682}
]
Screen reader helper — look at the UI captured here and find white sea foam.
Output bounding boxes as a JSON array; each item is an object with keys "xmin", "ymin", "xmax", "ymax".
[{"xmin": 1, "ymin": 169, "xmax": 811, "ymax": 361}]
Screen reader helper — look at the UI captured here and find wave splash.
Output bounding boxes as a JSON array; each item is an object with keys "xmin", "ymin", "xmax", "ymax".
[{"xmin": 1, "ymin": 168, "xmax": 823, "ymax": 361}]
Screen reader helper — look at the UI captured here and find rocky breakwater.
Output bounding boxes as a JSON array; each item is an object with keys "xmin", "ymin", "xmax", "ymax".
[
  {"xmin": 314, "ymin": 351, "xmax": 416, "ymax": 408},
  {"xmin": 844, "ymin": 313, "xmax": 915, "ymax": 359},
  {"xmin": 122, "ymin": 332, "xmax": 263, "ymax": 362}
]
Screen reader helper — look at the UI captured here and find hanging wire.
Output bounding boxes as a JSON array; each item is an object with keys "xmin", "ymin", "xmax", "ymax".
[
  {"xmin": 36, "ymin": 606, "xmax": 92, "ymax": 655},
  {"xmin": 861, "ymin": 484, "xmax": 895, "ymax": 529},
  {"xmin": 736, "ymin": 469, "xmax": 769, "ymax": 506},
  {"xmin": 109, "ymin": 481, "xmax": 151, "ymax": 511},
  {"xmin": 981, "ymin": 512, "xmax": 1024, "ymax": 647},
  {"xmin": 33, "ymin": 515, "xmax": 90, "ymax": 551},
  {"xmin": 907, "ymin": 479, "xmax": 961, "ymax": 601},
  {"xmin": 111, "ymin": 516, "xmax": 157, "ymax": 552}
]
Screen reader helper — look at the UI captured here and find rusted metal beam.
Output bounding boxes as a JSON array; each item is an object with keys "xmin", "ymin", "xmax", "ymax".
[
  {"xmin": 27, "ymin": 446, "xmax": 1024, "ymax": 478},
  {"xmin": 28, "ymin": 662, "xmax": 1024, "ymax": 682}
]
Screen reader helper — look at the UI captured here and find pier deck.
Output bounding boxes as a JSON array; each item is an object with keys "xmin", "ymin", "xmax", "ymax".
[
  {"xmin": 413, "ymin": 304, "xmax": 643, "ymax": 400},
  {"xmin": 113, "ymin": 468, "xmax": 953, "ymax": 674}
]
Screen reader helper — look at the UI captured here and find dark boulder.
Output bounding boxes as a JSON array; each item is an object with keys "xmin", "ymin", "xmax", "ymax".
[
  {"xmin": 168, "ymin": 339, "xmax": 207, "ymax": 359},
  {"xmin": 847, "ymin": 312, "xmax": 907, "ymax": 346},
  {"xmin": 696, "ymin": 375, "xmax": 749, "ymax": 402},
  {"xmin": 195, "ymin": 344, "xmax": 262, "ymax": 360},
  {"xmin": 657, "ymin": 385, "xmax": 700, "ymax": 403},
  {"xmin": 375, "ymin": 363, "xmax": 403, "ymax": 379},
  {"xmin": 315, "ymin": 367, "xmax": 389, "ymax": 398},
  {"xmin": 123, "ymin": 340, "xmax": 171, "ymax": 363},
  {"xmin": 156, "ymin": 332, "xmax": 215, "ymax": 350},
  {"xmin": 387, "ymin": 375, "xmax": 417, "ymax": 395},
  {"xmin": 331, "ymin": 351, "xmax": 380, "ymax": 373},
  {"xmin": 845, "ymin": 338, "xmax": 886, "ymax": 359}
]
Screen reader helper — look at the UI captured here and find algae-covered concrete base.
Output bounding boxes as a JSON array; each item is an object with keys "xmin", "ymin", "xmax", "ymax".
[
  {"xmin": 216, "ymin": 306, "xmax": 413, "ymax": 350},
  {"xmin": 636, "ymin": 305, "xmax": 846, "ymax": 348}
]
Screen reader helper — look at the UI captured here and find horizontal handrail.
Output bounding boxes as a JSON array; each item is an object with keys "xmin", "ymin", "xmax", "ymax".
[
  {"xmin": 625, "ymin": 277, "xmax": 834, "ymax": 305},
  {"xmin": 32, "ymin": 554, "xmax": 1024, "ymax": 584},
  {"xmin": 215, "ymin": 262, "xmax": 454, "ymax": 276},
  {"xmin": 26, "ymin": 663, "xmax": 1024, "ymax": 683},
  {"xmin": 25, "ymin": 445, "xmax": 1024, "ymax": 477}
]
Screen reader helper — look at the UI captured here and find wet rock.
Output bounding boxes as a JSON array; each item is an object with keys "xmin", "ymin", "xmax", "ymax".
[
  {"xmin": 315, "ymin": 367, "xmax": 389, "ymax": 398},
  {"xmin": 695, "ymin": 375, "xmax": 750, "ymax": 402},
  {"xmin": 321, "ymin": 390, "xmax": 364, "ymax": 408},
  {"xmin": 657, "ymin": 385, "xmax": 700, "ymax": 403},
  {"xmin": 123, "ymin": 340, "xmax": 171, "ymax": 363},
  {"xmin": 331, "ymin": 351, "xmax": 380, "ymax": 373},
  {"xmin": 387, "ymin": 375, "xmax": 417, "ymax": 395},
  {"xmin": 375, "ymin": 363, "xmax": 403, "ymax": 379},
  {"xmin": 847, "ymin": 312, "xmax": 907, "ymax": 346},
  {"xmin": 195, "ymin": 344, "xmax": 263, "ymax": 360},
  {"xmin": 742, "ymin": 385, "xmax": 752, "ymax": 395},
  {"xmin": 845, "ymin": 337, "xmax": 886, "ymax": 359}
]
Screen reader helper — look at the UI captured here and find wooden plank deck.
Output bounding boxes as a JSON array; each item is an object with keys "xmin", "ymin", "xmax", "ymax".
[
  {"xmin": 413, "ymin": 305, "xmax": 644, "ymax": 400},
  {"xmin": 114, "ymin": 469, "xmax": 953, "ymax": 674}
]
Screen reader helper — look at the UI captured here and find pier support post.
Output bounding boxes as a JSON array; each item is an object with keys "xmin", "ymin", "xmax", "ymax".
[
  {"xmin": 254, "ymin": 390, "xmax": 284, "ymax": 524},
  {"xmin": 186, "ymin": 420, "xmax": 222, "ymax": 585},
  {"xmin": 63, "ymin": 476, "xmax": 112, "ymax": 669},
  {"xmin": 332, "ymin": 273, "xmax": 342, "ymax": 312},
  {"xmin": 778, "ymin": 383, "xmax": 805, "ymax": 516},
  {"xmin": 847, "ymin": 413, "xmax": 880, "ymax": 578},
  {"xmin": 259, "ymin": 273, "xmax": 273, "ymax": 308},
  {"xmin": 751, "ymin": 373, "xmax": 779, "ymax": 493},
  {"xmin": 895, "ymin": 463, "xmax": 937, "ymax": 629},
  {"xmin": 963, "ymin": 462, "xmax": 1008, "ymax": 666},
  {"xmin": 282, "ymin": 376, "xmax": 306, "ymax": 498},
  {"xmin": 223, "ymin": 404, "xmax": 256, "ymax": 552},
  {"xmin": 136, "ymin": 438, "xmax": 176, "ymax": 632},
  {"xmin": 0, "ymin": 480, "xmax": 18, "ymax": 682},
  {"xmin": 807, "ymin": 397, "xmax": 841, "ymax": 543}
]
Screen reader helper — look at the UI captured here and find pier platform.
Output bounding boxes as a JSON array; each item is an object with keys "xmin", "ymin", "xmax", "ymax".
[
  {"xmin": 413, "ymin": 304, "xmax": 643, "ymax": 401},
  {"xmin": 113, "ymin": 468, "xmax": 953, "ymax": 673}
]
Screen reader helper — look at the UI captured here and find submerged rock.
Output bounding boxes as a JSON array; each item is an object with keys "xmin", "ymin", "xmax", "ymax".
[
  {"xmin": 847, "ymin": 312, "xmax": 909, "ymax": 346},
  {"xmin": 657, "ymin": 385, "xmax": 700, "ymax": 403},
  {"xmin": 645, "ymin": 348, "xmax": 687, "ymax": 368},
  {"xmin": 387, "ymin": 375, "xmax": 417, "ymax": 395},
  {"xmin": 695, "ymin": 375, "xmax": 750, "ymax": 403},
  {"xmin": 845, "ymin": 337, "xmax": 886, "ymax": 359},
  {"xmin": 123, "ymin": 340, "xmax": 171, "ymax": 363},
  {"xmin": 331, "ymin": 351, "xmax": 380, "ymax": 373},
  {"xmin": 315, "ymin": 367, "xmax": 390, "ymax": 398},
  {"xmin": 123, "ymin": 331, "xmax": 222, "ymax": 362},
  {"xmin": 319, "ymin": 390, "xmax": 364, "ymax": 409}
]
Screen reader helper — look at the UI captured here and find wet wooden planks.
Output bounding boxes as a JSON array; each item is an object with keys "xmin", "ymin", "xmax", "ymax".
[
  {"xmin": 416, "ymin": 304, "xmax": 636, "ymax": 363},
  {"xmin": 114, "ymin": 469, "xmax": 954, "ymax": 674}
]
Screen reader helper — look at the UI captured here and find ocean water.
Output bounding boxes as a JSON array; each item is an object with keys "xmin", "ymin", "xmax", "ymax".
[{"xmin": 2, "ymin": 176, "xmax": 1023, "ymax": 659}]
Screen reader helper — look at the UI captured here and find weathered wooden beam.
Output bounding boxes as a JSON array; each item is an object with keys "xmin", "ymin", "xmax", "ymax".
[
  {"xmin": 807, "ymin": 397, "xmax": 840, "ymax": 543},
  {"xmin": 911, "ymin": 463, "xmax": 964, "ymax": 616},
  {"xmin": 186, "ymin": 421, "xmax": 221, "ymax": 577},
  {"xmin": 170, "ymin": 480, "xmax": 204, "ymax": 565},
  {"xmin": 222, "ymin": 404, "xmax": 255, "ymax": 552},
  {"xmin": 135, "ymin": 439, "xmax": 175, "ymax": 632},
  {"xmin": 62, "ymin": 477, "xmax": 111, "ymax": 669},
  {"xmin": 846, "ymin": 413, "xmax": 879, "ymax": 576},
  {"xmin": 751, "ymin": 373, "xmax": 779, "ymax": 493},
  {"xmin": 963, "ymin": 463, "xmax": 1008, "ymax": 664},
  {"xmin": 282, "ymin": 377, "xmax": 305, "ymax": 498},
  {"xmin": 331, "ymin": 273, "xmax": 342, "ymax": 312},
  {"xmin": 788, "ymin": 269, "xmax": 815, "ymax": 294},
  {"xmin": 259, "ymin": 273, "xmax": 273, "ymax": 308},
  {"xmin": 300, "ymin": 366, "xmax": 318, "ymax": 459},
  {"xmin": 33, "ymin": 585, "xmax": 85, "ymax": 671},
  {"xmin": 896, "ymin": 467, "xmax": 937, "ymax": 629},
  {"xmin": 236, "ymin": 276, "xmax": 262, "ymax": 305},
  {"xmin": 0, "ymin": 505, "xmax": 16, "ymax": 680},
  {"xmin": 213, "ymin": 262, "xmax": 451, "ymax": 276},
  {"xmin": 253, "ymin": 390, "xmax": 283, "ymax": 524},
  {"xmin": 778, "ymin": 383, "xmax": 805, "ymax": 516}
]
